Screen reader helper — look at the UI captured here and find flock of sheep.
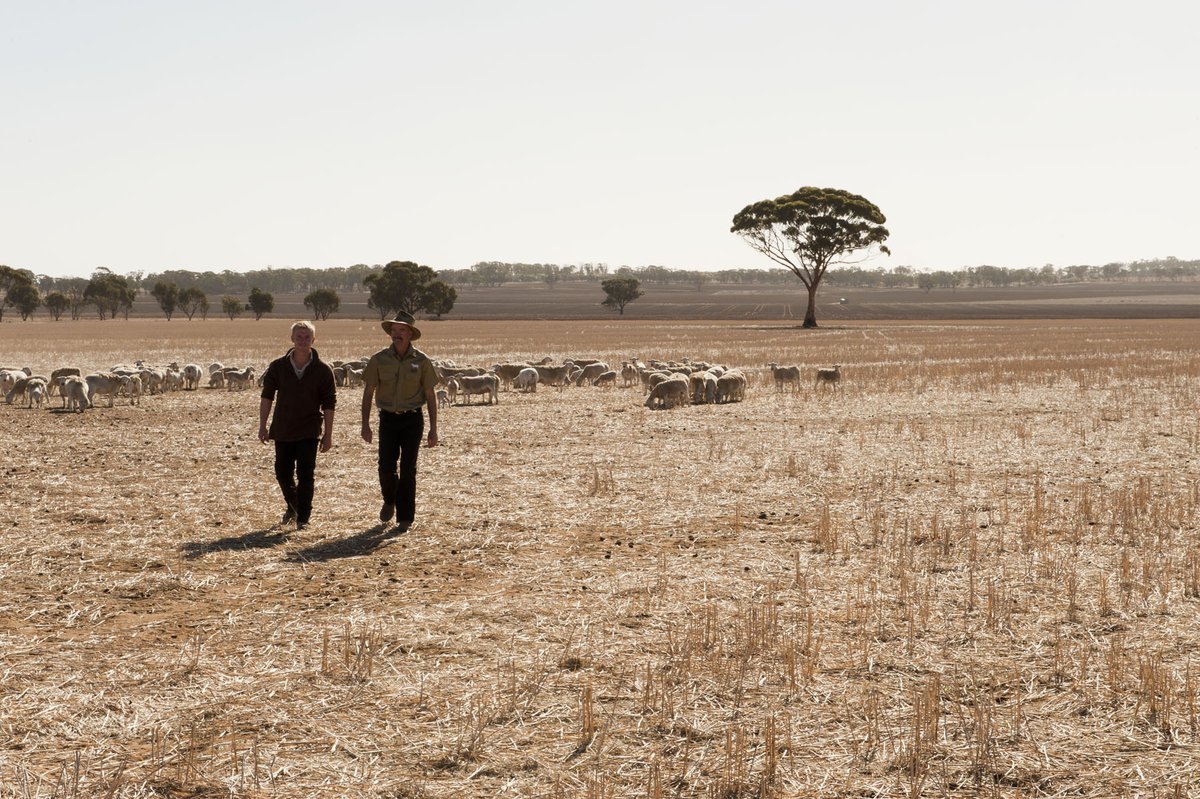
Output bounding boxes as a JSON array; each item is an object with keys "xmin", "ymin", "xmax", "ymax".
[{"xmin": 0, "ymin": 356, "xmax": 842, "ymax": 414}]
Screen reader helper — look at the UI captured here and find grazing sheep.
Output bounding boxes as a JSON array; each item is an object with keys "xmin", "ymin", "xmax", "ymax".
[
  {"xmin": 436, "ymin": 388, "xmax": 450, "ymax": 409},
  {"xmin": 767, "ymin": 362, "xmax": 802, "ymax": 392},
  {"xmin": 574, "ymin": 362, "xmax": 610, "ymax": 386},
  {"xmin": 514, "ymin": 367, "xmax": 539, "ymax": 393},
  {"xmin": 644, "ymin": 376, "xmax": 690, "ymax": 410},
  {"xmin": 716, "ymin": 370, "xmax": 747, "ymax": 403},
  {"xmin": 61, "ymin": 377, "xmax": 90, "ymax": 412},
  {"xmin": 815, "ymin": 364, "xmax": 841, "ymax": 390},
  {"xmin": 119, "ymin": 374, "xmax": 143, "ymax": 405},
  {"xmin": 181, "ymin": 363, "xmax": 204, "ymax": 390},
  {"xmin": 594, "ymin": 370, "xmax": 618, "ymax": 388},
  {"xmin": 26, "ymin": 378, "xmax": 48, "ymax": 409},
  {"xmin": 208, "ymin": 370, "xmax": 226, "ymax": 389}
]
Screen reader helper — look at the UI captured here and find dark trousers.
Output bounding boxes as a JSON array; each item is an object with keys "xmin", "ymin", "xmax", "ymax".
[
  {"xmin": 378, "ymin": 410, "xmax": 423, "ymax": 522},
  {"xmin": 274, "ymin": 438, "xmax": 319, "ymax": 525}
]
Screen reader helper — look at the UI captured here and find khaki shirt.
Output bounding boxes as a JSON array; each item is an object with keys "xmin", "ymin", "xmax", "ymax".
[{"xmin": 363, "ymin": 345, "xmax": 438, "ymax": 412}]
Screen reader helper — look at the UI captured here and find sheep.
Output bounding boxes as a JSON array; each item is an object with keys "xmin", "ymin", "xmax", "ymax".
[
  {"xmin": 436, "ymin": 388, "xmax": 450, "ymax": 409},
  {"xmin": 514, "ymin": 367, "xmax": 539, "ymax": 393},
  {"xmin": 345, "ymin": 367, "xmax": 364, "ymax": 387},
  {"xmin": 48, "ymin": 367, "xmax": 81, "ymax": 396},
  {"xmin": 181, "ymin": 363, "xmax": 204, "ymax": 390},
  {"xmin": 85, "ymin": 373, "xmax": 122, "ymax": 407},
  {"xmin": 119, "ymin": 374, "xmax": 144, "ymax": 405},
  {"xmin": 689, "ymin": 371, "xmax": 720, "ymax": 404},
  {"xmin": 225, "ymin": 366, "xmax": 256, "ymax": 391},
  {"xmin": 208, "ymin": 370, "xmax": 226, "ymax": 389},
  {"xmin": 0, "ymin": 369, "xmax": 26, "ymax": 397},
  {"xmin": 61, "ymin": 376, "xmax": 90, "ymax": 412},
  {"xmin": 644, "ymin": 376, "xmax": 690, "ymax": 410},
  {"xmin": 767, "ymin": 362, "xmax": 802, "ymax": 393},
  {"xmin": 533, "ymin": 363, "xmax": 573, "ymax": 390},
  {"xmin": 593, "ymin": 370, "xmax": 618, "ymax": 388},
  {"xmin": 716, "ymin": 370, "xmax": 747, "ymax": 403},
  {"xmin": 620, "ymin": 361, "xmax": 639, "ymax": 388},
  {"xmin": 574, "ymin": 362, "xmax": 610, "ymax": 386},
  {"xmin": 815, "ymin": 364, "xmax": 841, "ymax": 390},
  {"xmin": 490, "ymin": 363, "xmax": 529, "ymax": 391},
  {"xmin": 26, "ymin": 378, "xmax": 48, "ymax": 409},
  {"xmin": 453, "ymin": 373, "xmax": 500, "ymax": 405},
  {"xmin": 5, "ymin": 375, "xmax": 50, "ymax": 406}
]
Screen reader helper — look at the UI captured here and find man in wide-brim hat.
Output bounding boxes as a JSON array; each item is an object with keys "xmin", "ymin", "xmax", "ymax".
[{"xmin": 360, "ymin": 312, "xmax": 439, "ymax": 531}]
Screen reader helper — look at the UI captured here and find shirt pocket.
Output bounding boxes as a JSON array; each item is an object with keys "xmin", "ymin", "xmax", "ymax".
[{"xmin": 376, "ymin": 362, "xmax": 400, "ymax": 403}]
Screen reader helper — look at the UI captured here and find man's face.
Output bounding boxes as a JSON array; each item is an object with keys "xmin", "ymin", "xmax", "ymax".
[
  {"xmin": 391, "ymin": 325, "xmax": 413, "ymax": 350},
  {"xmin": 291, "ymin": 327, "xmax": 314, "ymax": 349}
]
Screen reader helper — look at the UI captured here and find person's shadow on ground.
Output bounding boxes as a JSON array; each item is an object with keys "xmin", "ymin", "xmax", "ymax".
[
  {"xmin": 285, "ymin": 523, "xmax": 408, "ymax": 563},
  {"xmin": 180, "ymin": 527, "xmax": 291, "ymax": 559}
]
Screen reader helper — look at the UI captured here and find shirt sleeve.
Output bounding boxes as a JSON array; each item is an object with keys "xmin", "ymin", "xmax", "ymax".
[
  {"xmin": 260, "ymin": 360, "xmax": 278, "ymax": 400},
  {"xmin": 320, "ymin": 365, "xmax": 337, "ymax": 410}
]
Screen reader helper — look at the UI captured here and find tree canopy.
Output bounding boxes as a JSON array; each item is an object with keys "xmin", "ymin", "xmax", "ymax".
[
  {"xmin": 248, "ymin": 287, "xmax": 274, "ymax": 320},
  {"xmin": 151, "ymin": 281, "xmax": 180, "ymax": 320},
  {"xmin": 732, "ymin": 187, "xmax": 890, "ymax": 327},
  {"xmin": 83, "ymin": 269, "xmax": 137, "ymax": 320},
  {"xmin": 0, "ymin": 265, "xmax": 36, "ymax": 322},
  {"xmin": 304, "ymin": 288, "xmax": 340, "ymax": 321},
  {"xmin": 600, "ymin": 277, "xmax": 644, "ymax": 316},
  {"xmin": 363, "ymin": 261, "xmax": 440, "ymax": 319}
]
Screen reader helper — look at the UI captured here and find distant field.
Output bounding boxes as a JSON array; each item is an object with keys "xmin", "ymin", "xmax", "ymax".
[
  {"xmin": 3, "ymin": 318, "xmax": 1200, "ymax": 797},
  {"xmin": 73, "ymin": 278, "xmax": 1200, "ymax": 323}
]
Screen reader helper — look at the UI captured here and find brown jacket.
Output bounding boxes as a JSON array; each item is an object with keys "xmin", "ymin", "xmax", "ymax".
[{"xmin": 261, "ymin": 348, "xmax": 337, "ymax": 441}]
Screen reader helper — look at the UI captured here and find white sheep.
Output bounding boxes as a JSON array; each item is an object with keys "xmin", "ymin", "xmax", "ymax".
[
  {"xmin": 767, "ymin": 362, "xmax": 802, "ymax": 392},
  {"xmin": 61, "ymin": 377, "xmax": 90, "ymax": 412},
  {"xmin": 815, "ymin": 364, "xmax": 841, "ymax": 390},
  {"xmin": 644, "ymin": 376, "xmax": 690, "ymax": 410},
  {"xmin": 514, "ymin": 367, "xmax": 539, "ymax": 393}
]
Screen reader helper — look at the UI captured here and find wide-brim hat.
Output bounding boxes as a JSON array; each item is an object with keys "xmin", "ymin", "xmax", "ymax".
[{"xmin": 381, "ymin": 311, "xmax": 422, "ymax": 340}]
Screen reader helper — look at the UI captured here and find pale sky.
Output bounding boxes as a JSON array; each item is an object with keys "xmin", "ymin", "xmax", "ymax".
[{"xmin": 3, "ymin": 1, "xmax": 1197, "ymax": 279}]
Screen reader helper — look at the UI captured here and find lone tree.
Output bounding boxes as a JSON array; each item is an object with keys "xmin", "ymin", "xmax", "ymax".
[
  {"xmin": 600, "ymin": 277, "xmax": 644, "ymax": 316},
  {"xmin": 221, "ymin": 295, "xmax": 243, "ymax": 320},
  {"xmin": 304, "ymin": 288, "xmax": 340, "ymax": 321},
  {"xmin": 43, "ymin": 291, "xmax": 69, "ymax": 321},
  {"xmin": 364, "ymin": 260, "xmax": 443, "ymax": 319},
  {"xmin": 178, "ymin": 287, "xmax": 207, "ymax": 320},
  {"xmin": 247, "ymin": 287, "xmax": 274, "ymax": 320},
  {"xmin": 7, "ymin": 282, "xmax": 40, "ymax": 320},
  {"xmin": 151, "ymin": 281, "xmax": 180, "ymax": 320},
  {"xmin": 731, "ymin": 186, "xmax": 890, "ymax": 328},
  {"xmin": 422, "ymin": 281, "xmax": 458, "ymax": 319}
]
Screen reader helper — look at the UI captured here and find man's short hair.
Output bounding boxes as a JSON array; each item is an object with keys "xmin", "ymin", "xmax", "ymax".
[{"xmin": 291, "ymin": 320, "xmax": 316, "ymax": 337}]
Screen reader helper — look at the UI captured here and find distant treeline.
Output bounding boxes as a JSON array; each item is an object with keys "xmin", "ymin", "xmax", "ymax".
[{"xmin": 29, "ymin": 256, "xmax": 1200, "ymax": 296}]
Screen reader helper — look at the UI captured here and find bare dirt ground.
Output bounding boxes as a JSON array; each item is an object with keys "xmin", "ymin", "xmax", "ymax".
[{"xmin": 2, "ymin": 317, "xmax": 1200, "ymax": 798}]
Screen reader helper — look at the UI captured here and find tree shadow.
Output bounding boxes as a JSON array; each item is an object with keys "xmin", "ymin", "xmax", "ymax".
[
  {"xmin": 285, "ymin": 523, "xmax": 408, "ymax": 563},
  {"xmin": 180, "ymin": 527, "xmax": 291, "ymax": 559}
]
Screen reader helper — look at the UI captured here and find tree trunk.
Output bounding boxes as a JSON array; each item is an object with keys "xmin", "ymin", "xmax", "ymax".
[{"xmin": 803, "ymin": 283, "xmax": 819, "ymax": 328}]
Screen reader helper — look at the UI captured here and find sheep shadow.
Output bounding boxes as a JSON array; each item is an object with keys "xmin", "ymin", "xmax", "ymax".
[
  {"xmin": 284, "ymin": 523, "xmax": 407, "ymax": 563},
  {"xmin": 180, "ymin": 527, "xmax": 291, "ymax": 559}
]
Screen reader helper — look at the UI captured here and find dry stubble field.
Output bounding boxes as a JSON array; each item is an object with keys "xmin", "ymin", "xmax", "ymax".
[{"xmin": 2, "ymin": 317, "xmax": 1200, "ymax": 798}]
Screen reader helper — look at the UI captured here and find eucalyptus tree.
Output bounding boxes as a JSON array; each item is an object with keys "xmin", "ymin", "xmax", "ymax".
[{"xmin": 731, "ymin": 187, "xmax": 890, "ymax": 328}]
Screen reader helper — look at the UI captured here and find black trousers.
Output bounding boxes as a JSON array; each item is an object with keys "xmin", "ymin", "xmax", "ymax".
[
  {"xmin": 378, "ymin": 410, "xmax": 423, "ymax": 522},
  {"xmin": 274, "ymin": 438, "xmax": 319, "ymax": 525}
]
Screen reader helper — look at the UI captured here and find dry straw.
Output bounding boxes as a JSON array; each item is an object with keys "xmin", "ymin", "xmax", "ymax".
[{"xmin": 2, "ymin": 318, "xmax": 1200, "ymax": 796}]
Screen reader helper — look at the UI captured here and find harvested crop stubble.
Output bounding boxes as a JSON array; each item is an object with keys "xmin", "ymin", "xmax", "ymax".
[{"xmin": 1, "ymin": 318, "xmax": 1200, "ymax": 797}]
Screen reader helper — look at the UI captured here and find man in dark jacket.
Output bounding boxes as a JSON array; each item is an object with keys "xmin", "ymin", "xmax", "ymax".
[{"xmin": 259, "ymin": 320, "xmax": 337, "ymax": 531}]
